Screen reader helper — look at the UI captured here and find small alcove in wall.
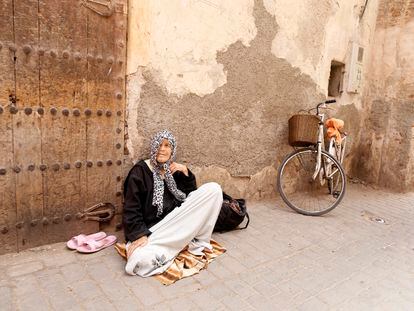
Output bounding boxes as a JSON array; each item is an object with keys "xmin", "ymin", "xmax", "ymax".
[{"xmin": 328, "ymin": 60, "xmax": 345, "ymax": 97}]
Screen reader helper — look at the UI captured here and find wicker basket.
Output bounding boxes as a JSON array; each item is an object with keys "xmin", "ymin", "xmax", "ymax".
[{"xmin": 288, "ymin": 114, "xmax": 320, "ymax": 147}]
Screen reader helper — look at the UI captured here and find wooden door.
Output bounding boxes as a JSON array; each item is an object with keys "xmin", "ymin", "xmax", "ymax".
[{"xmin": 0, "ymin": 0, "xmax": 126, "ymax": 254}]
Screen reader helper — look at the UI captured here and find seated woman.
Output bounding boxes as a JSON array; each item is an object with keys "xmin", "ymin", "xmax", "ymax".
[{"xmin": 123, "ymin": 129, "xmax": 223, "ymax": 277}]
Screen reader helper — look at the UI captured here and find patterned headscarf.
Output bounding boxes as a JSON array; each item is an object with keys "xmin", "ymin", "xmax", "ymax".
[{"xmin": 150, "ymin": 130, "xmax": 186, "ymax": 217}]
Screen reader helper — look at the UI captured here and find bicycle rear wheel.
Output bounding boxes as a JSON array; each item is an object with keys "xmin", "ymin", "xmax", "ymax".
[{"xmin": 277, "ymin": 148, "xmax": 346, "ymax": 216}]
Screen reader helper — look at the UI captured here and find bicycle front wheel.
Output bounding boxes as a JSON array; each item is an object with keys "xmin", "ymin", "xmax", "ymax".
[{"xmin": 277, "ymin": 148, "xmax": 346, "ymax": 216}]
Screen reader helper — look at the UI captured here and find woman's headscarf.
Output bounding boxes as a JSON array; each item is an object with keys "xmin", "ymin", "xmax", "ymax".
[{"xmin": 150, "ymin": 130, "xmax": 186, "ymax": 217}]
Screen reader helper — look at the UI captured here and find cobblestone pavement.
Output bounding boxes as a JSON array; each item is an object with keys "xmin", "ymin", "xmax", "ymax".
[{"xmin": 1, "ymin": 184, "xmax": 414, "ymax": 310}]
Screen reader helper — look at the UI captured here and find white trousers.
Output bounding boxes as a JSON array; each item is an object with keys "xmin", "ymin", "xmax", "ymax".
[{"xmin": 125, "ymin": 182, "xmax": 223, "ymax": 277}]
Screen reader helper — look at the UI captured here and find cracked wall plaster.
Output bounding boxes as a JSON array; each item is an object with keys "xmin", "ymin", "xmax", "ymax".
[
  {"xmin": 127, "ymin": 0, "xmax": 257, "ymax": 97},
  {"xmin": 126, "ymin": 0, "xmax": 383, "ymax": 197},
  {"xmin": 355, "ymin": 3, "xmax": 414, "ymax": 191}
]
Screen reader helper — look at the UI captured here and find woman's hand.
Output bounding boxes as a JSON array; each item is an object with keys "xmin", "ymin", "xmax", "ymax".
[
  {"xmin": 170, "ymin": 162, "xmax": 188, "ymax": 176},
  {"xmin": 127, "ymin": 235, "xmax": 148, "ymax": 258}
]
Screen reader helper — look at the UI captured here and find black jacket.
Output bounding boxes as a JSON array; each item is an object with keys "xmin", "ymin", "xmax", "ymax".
[{"xmin": 122, "ymin": 160, "xmax": 197, "ymax": 242}]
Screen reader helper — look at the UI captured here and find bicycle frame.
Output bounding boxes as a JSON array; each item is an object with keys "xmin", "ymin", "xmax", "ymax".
[
  {"xmin": 326, "ymin": 133, "xmax": 347, "ymax": 179},
  {"xmin": 328, "ymin": 135, "xmax": 347, "ymax": 165},
  {"xmin": 278, "ymin": 98, "xmax": 347, "ymax": 215},
  {"xmin": 313, "ymin": 103, "xmax": 347, "ymax": 183},
  {"xmin": 312, "ymin": 109, "xmax": 326, "ymax": 180},
  {"xmin": 292, "ymin": 100, "xmax": 342, "ymax": 184}
]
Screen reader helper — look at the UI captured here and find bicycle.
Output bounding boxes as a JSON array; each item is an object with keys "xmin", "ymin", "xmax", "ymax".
[{"xmin": 277, "ymin": 99, "xmax": 347, "ymax": 216}]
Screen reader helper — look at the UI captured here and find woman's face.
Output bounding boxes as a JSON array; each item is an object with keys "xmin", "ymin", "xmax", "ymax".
[{"xmin": 156, "ymin": 139, "xmax": 172, "ymax": 163}]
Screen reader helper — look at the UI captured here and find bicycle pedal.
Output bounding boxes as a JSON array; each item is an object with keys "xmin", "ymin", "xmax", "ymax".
[{"xmin": 333, "ymin": 191, "xmax": 340, "ymax": 198}]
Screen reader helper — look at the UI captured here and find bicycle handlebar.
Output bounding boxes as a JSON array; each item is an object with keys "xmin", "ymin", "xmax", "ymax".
[{"xmin": 316, "ymin": 99, "xmax": 336, "ymax": 115}]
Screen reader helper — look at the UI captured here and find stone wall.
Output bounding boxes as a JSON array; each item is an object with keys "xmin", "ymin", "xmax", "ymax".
[
  {"xmin": 354, "ymin": 0, "xmax": 414, "ymax": 191},
  {"xmin": 125, "ymin": 0, "xmax": 380, "ymax": 198}
]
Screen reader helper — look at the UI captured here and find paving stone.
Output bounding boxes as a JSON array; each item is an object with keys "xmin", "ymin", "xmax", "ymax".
[
  {"xmin": 0, "ymin": 269, "xmax": 8, "ymax": 283},
  {"xmin": 158, "ymin": 277, "xmax": 199, "ymax": 299},
  {"xmin": 35, "ymin": 268, "xmax": 66, "ymax": 289},
  {"xmin": 130, "ymin": 281, "xmax": 165, "ymax": 306},
  {"xmin": 316, "ymin": 277, "xmax": 366, "ymax": 306},
  {"xmin": 189, "ymin": 289, "xmax": 226, "ymax": 311},
  {"xmin": 121, "ymin": 273, "xmax": 149, "ymax": 289},
  {"xmin": 267, "ymin": 260, "xmax": 300, "ymax": 283},
  {"xmin": 337, "ymin": 293, "xmax": 382, "ymax": 310},
  {"xmin": 171, "ymin": 274, "xmax": 199, "ymax": 288},
  {"xmin": 246, "ymin": 292, "xmax": 279, "ymax": 311},
  {"xmin": 219, "ymin": 253, "xmax": 248, "ymax": 274},
  {"xmin": 224, "ymin": 279, "xmax": 257, "ymax": 298},
  {"xmin": 0, "ymin": 278, "xmax": 10, "ymax": 287},
  {"xmin": 7, "ymin": 261, "xmax": 44, "ymax": 278},
  {"xmin": 236, "ymin": 243, "xmax": 269, "ymax": 265},
  {"xmin": 14, "ymin": 277, "xmax": 51, "ymax": 311},
  {"xmin": 60, "ymin": 262, "xmax": 88, "ymax": 283},
  {"xmin": 220, "ymin": 293, "xmax": 253, "ymax": 310},
  {"xmin": 13, "ymin": 274, "xmax": 41, "ymax": 296},
  {"xmin": 252, "ymin": 280, "xmax": 280, "ymax": 296},
  {"xmin": 112, "ymin": 294, "xmax": 144, "ymax": 311},
  {"xmin": 206, "ymin": 259, "xmax": 235, "ymax": 280},
  {"xmin": 41, "ymin": 280, "xmax": 80, "ymax": 309},
  {"xmin": 192, "ymin": 269, "xmax": 219, "ymax": 287},
  {"xmin": 0, "ymin": 252, "xmax": 45, "ymax": 269},
  {"xmin": 276, "ymin": 279, "xmax": 309, "ymax": 298},
  {"xmin": 149, "ymin": 301, "xmax": 172, "ymax": 311},
  {"xmin": 296, "ymin": 297, "xmax": 330, "ymax": 311},
  {"xmin": 224, "ymin": 247, "xmax": 261, "ymax": 270},
  {"xmin": 291, "ymin": 274, "xmax": 336, "ymax": 296},
  {"xmin": 206, "ymin": 283, "xmax": 236, "ymax": 300},
  {"xmin": 240, "ymin": 264, "xmax": 276, "ymax": 286},
  {"xmin": 87, "ymin": 259, "xmax": 116, "ymax": 281},
  {"xmin": 212, "ymin": 233, "xmax": 238, "ymax": 249},
  {"xmin": 101, "ymin": 252, "xmax": 126, "ymax": 273},
  {"xmin": 42, "ymin": 251, "xmax": 78, "ymax": 267},
  {"xmin": 74, "ymin": 249, "xmax": 108, "ymax": 262},
  {"xmin": 83, "ymin": 296, "xmax": 116, "ymax": 311},
  {"xmin": 0, "ymin": 286, "xmax": 13, "ymax": 311},
  {"xmin": 168, "ymin": 296, "xmax": 199, "ymax": 311},
  {"xmin": 0, "ymin": 185, "xmax": 413, "ymax": 310},
  {"xmin": 70, "ymin": 280, "xmax": 105, "ymax": 301},
  {"xmin": 99, "ymin": 277, "xmax": 134, "ymax": 301},
  {"xmin": 376, "ymin": 298, "xmax": 414, "ymax": 311}
]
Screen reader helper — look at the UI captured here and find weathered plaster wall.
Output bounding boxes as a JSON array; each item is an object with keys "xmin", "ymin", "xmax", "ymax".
[
  {"xmin": 126, "ymin": 0, "xmax": 257, "ymax": 96},
  {"xmin": 355, "ymin": 0, "xmax": 414, "ymax": 191},
  {"xmin": 261, "ymin": 0, "xmax": 380, "ymax": 178},
  {"xmin": 126, "ymin": 0, "xmax": 380, "ymax": 198},
  {"xmin": 263, "ymin": 0, "xmax": 379, "ymax": 106}
]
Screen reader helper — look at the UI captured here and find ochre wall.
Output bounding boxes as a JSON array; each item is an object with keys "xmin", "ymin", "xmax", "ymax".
[
  {"xmin": 125, "ymin": 0, "xmax": 382, "ymax": 198},
  {"xmin": 355, "ymin": 0, "xmax": 414, "ymax": 191}
]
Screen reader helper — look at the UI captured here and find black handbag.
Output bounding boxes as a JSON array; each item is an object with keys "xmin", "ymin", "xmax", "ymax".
[{"xmin": 213, "ymin": 192, "xmax": 250, "ymax": 232}]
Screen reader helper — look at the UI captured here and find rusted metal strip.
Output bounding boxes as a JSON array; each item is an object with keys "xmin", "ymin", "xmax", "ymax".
[
  {"xmin": 81, "ymin": 0, "xmax": 114, "ymax": 17},
  {"xmin": 78, "ymin": 202, "xmax": 116, "ymax": 222}
]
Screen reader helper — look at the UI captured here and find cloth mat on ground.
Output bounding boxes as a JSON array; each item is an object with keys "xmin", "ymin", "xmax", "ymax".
[{"xmin": 114, "ymin": 239, "xmax": 226, "ymax": 285}]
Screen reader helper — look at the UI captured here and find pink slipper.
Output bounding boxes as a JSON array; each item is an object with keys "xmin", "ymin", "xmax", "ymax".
[
  {"xmin": 76, "ymin": 235, "xmax": 117, "ymax": 253},
  {"xmin": 66, "ymin": 232, "xmax": 107, "ymax": 250}
]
